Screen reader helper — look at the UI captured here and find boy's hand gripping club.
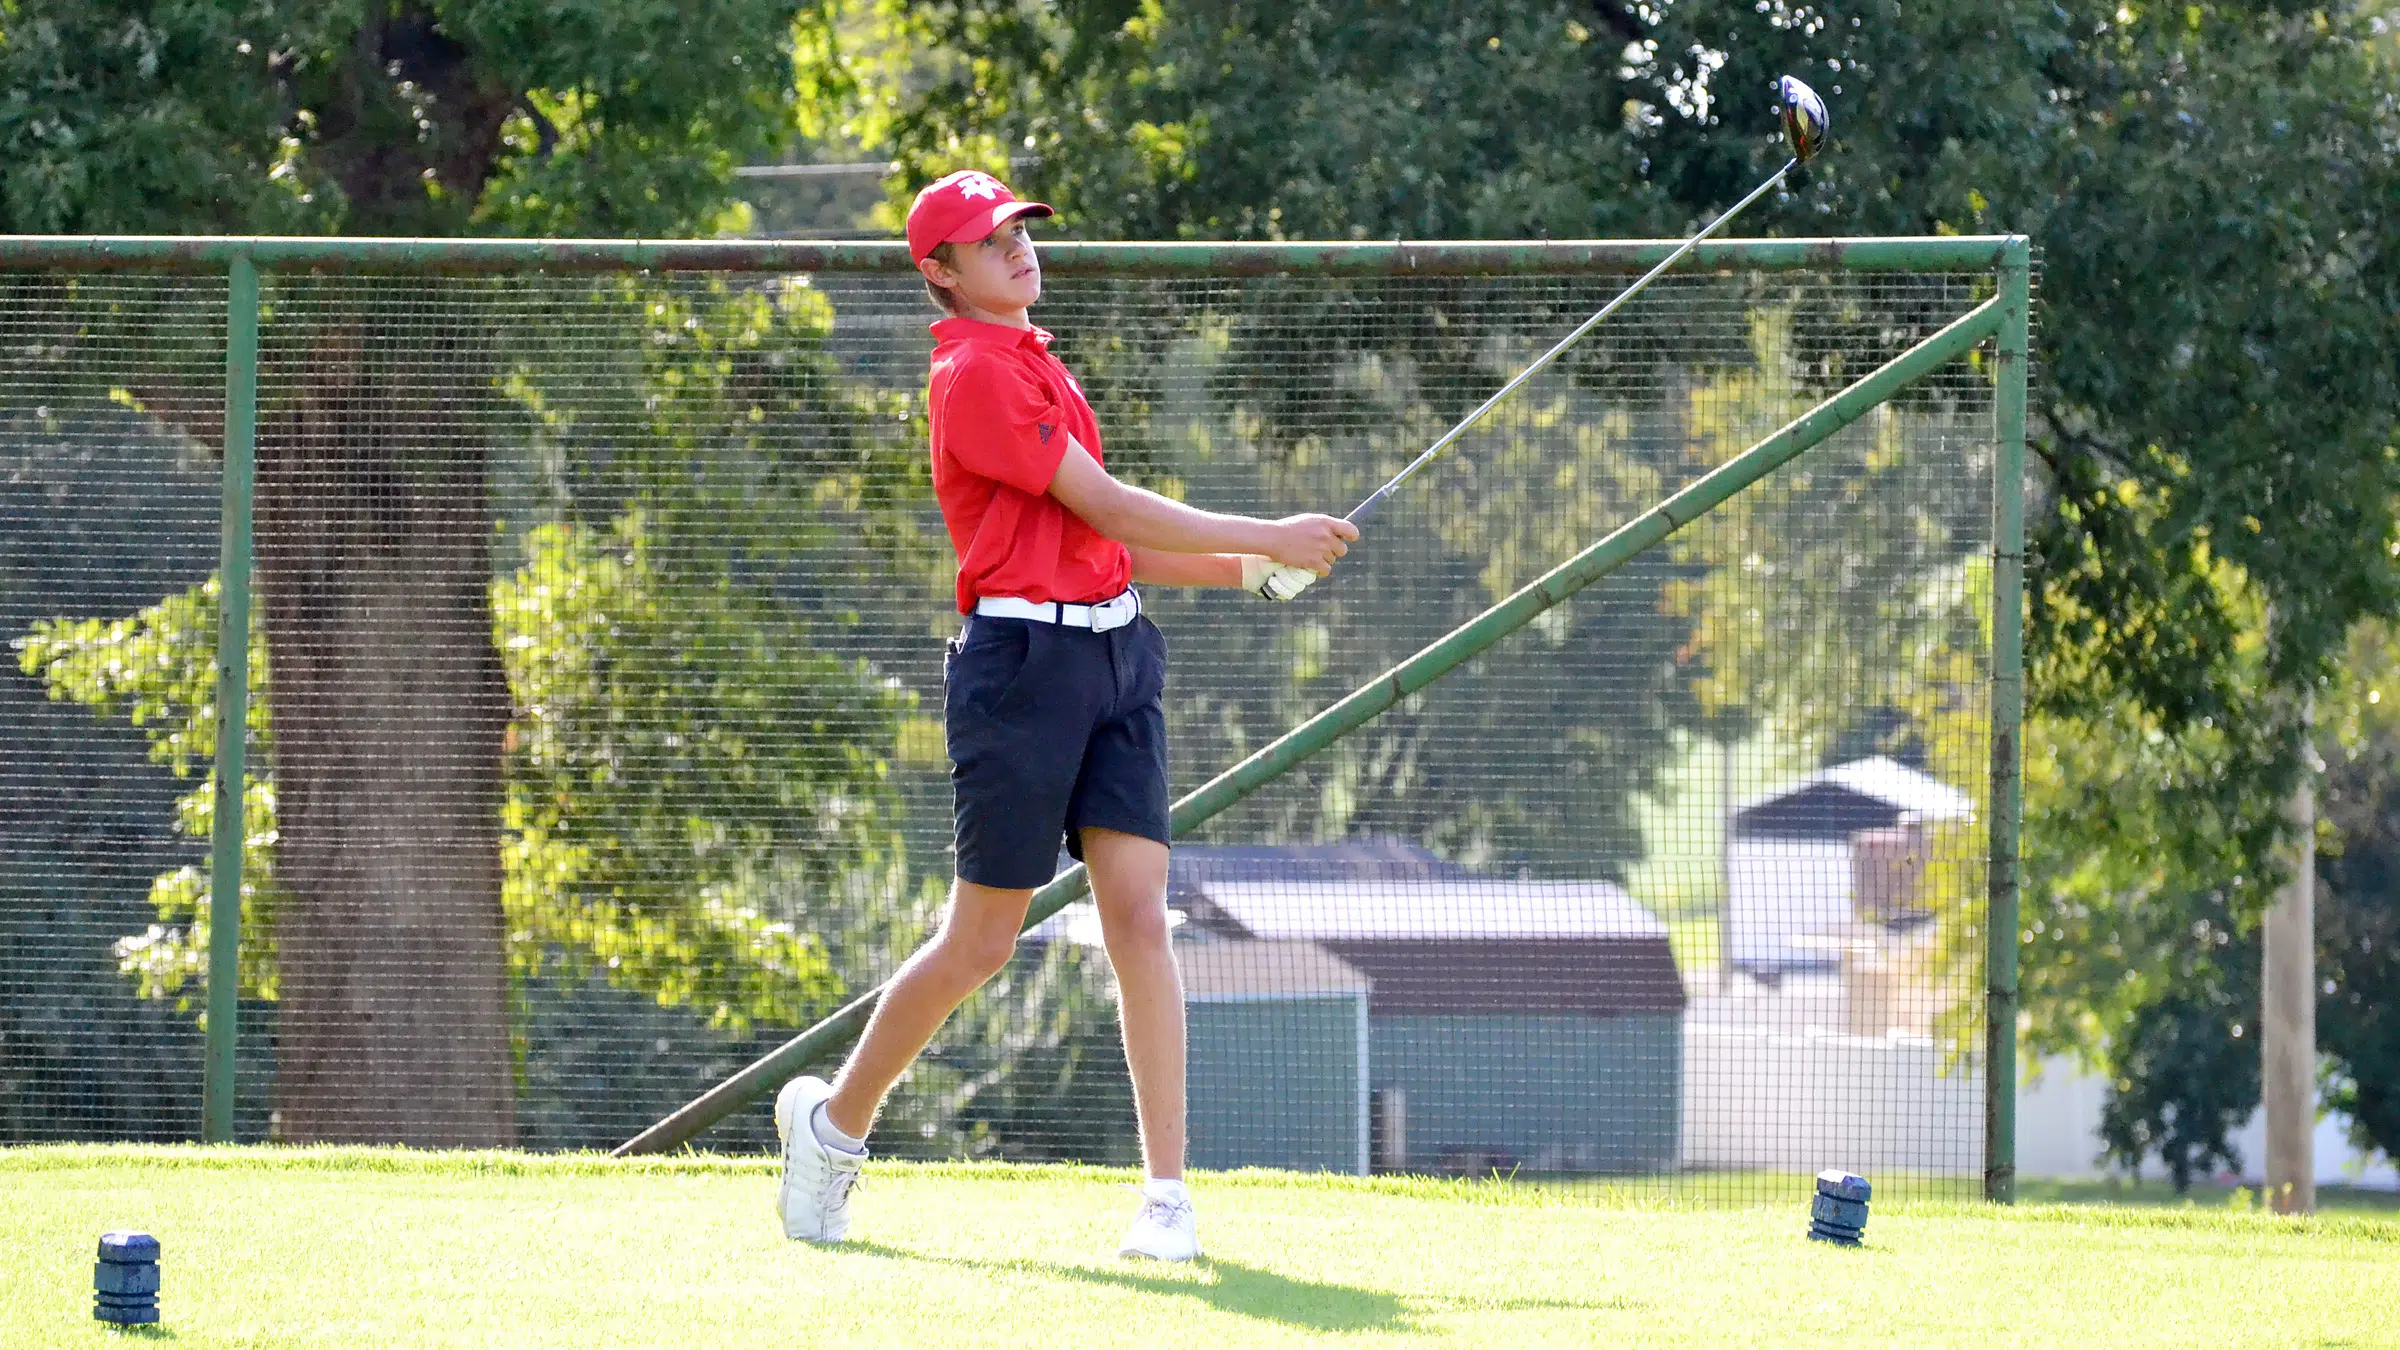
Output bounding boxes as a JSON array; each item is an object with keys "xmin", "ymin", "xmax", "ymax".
[{"xmin": 1244, "ymin": 554, "xmax": 1318, "ymax": 602}]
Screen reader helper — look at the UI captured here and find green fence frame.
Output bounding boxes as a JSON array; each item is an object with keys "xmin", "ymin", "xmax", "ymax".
[
  {"xmin": 0, "ymin": 234, "xmax": 2029, "ymax": 1195},
  {"xmin": 200, "ymin": 254, "xmax": 260, "ymax": 1145}
]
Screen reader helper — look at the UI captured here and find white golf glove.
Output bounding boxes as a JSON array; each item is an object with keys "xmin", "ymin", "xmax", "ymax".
[{"xmin": 1239, "ymin": 555, "xmax": 1319, "ymax": 602}]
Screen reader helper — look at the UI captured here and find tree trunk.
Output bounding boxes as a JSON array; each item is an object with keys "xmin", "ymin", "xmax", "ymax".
[
  {"xmin": 254, "ymin": 313, "xmax": 513, "ymax": 1145},
  {"xmin": 2263, "ymin": 692, "xmax": 2317, "ymax": 1214},
  {"xmin": 234, "ymin": 4, "xmax": 522, "ymax": 1146}
]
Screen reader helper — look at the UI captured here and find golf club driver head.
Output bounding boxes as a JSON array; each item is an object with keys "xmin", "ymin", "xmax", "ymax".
[{"xmin": 1778, "ymin": 75, "xmax": 1830, "ymax": 162}]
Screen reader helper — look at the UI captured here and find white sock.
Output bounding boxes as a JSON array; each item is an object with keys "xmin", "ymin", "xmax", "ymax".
[
  {"xmin": 1142, "ymin": 1177, "xmax": 1188, "ymax": 1202},
  {"xmin": 811, "ymin": 1102, "xmax": 867, "ymax": 1154}
]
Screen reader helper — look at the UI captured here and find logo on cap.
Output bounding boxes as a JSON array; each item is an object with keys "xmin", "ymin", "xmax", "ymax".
[{"xmin": 955, "ymin": 173, "xmax": 1003, "ymax": 201}]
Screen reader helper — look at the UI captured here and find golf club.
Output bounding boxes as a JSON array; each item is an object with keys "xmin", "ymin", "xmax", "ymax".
[{"xmin": 1342, "ymin": 74, "xmax": 1830, "ymax": 526}]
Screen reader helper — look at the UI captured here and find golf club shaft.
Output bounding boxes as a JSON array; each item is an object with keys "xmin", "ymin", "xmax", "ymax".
[{"xmin": 1346, "ymin": 157, "xmax": 1798, "ymax": 523}]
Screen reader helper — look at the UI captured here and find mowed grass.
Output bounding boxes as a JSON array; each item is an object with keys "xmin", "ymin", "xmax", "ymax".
[{"xmin": 2, "ymin": 1147, "xmax": 2392, "ymax": 1349}]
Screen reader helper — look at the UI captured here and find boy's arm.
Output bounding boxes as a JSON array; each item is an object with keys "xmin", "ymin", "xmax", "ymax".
[
  {"xmin": 1126, "ymin": 547, "xmax": 1244, "ymax": 589},
  {"xmin": 1127, "ymin": 548, "xmax": 1319, "ymax": 602},
  {"xmin": 1049, "ymin": 437, "xmax": 1356, "ymax": 571}
]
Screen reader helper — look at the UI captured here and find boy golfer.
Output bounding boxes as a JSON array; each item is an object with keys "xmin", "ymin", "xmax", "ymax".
[{"xmin": 775, "ymin": 170, "xmax": 1356, "ymax": 1260}]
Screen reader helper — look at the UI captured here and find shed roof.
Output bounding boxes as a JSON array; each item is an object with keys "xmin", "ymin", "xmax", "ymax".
[
  {"xmin": 1175, "ymin": 940, "xmax": 1373, "ymax": 1002},
  {"xmin": 1140, "ymin": 842, "xmax": 1687, "ymax": 1015},
  {"xmin": 1189, "ymin": 879, "xmax": 1663, "ymax": 942},
  {"xmin": 1731, "ymin": 756, "xmax": 1973, "ymax": 840}
]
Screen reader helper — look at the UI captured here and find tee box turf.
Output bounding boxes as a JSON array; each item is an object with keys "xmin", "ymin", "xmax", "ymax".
[
  {"xmin": 1808, "ymin": 1171, "xmax": 1870, "ymax": 1246},
  {"xmin": 94, "ymin": 1231, "xmax": 161, "ymax": 1326}
]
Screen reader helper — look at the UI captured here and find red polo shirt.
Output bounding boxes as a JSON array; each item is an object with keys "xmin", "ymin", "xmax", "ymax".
[{"xmin": 927, "ymin": 316, "xmax": 1133, "ymax": 614}]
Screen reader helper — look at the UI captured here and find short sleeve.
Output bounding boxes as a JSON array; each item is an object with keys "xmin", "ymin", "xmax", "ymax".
[{"xmin": 939, "ymin": 357, "xmax": 1072, "ymax": 496}]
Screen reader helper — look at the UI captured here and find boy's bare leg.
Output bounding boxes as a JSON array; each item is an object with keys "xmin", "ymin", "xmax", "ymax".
[
  {"xmin": 1081, "ymin": 826, "xmax": 1186, "ymax": 1181},
  {"xmin": 823, "ymin": 879, "xmax": 1035, "ymax": 1140}
]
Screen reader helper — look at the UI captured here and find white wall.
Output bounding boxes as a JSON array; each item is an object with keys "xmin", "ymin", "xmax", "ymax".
[
  {"xmin": 1682, "ymin": 1021, "xmax": 1982, "ymax": 1174},
  {"xmin": 2017, "ymin": 1055, "xmax": 2398, "ymax": 1189},
  {"xmin": 1679, "ymin": 981, "xmax": 2399, "ymax": 1190}
]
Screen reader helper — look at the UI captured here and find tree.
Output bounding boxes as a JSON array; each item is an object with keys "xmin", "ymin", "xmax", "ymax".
[
  {"xmin": 841, "ymin": 0, "xmax": 2400, "ymax": 711},
  {"xmin": 1039, "ymin": 275, "xmax": 1719, "ymax": 873},
  {"xmin": 18, "ymin": 270, "xmax": 932, "ymax": 1144},
  {"xmin": 2019, "ymin": 675, "xmax": 2276, "ymax": 1184},
  {"xmin": 0, "ymin": 404, "xmax": 241, "ymax": 1142},
  {"xmin": 1, "ymin": 0, "xmax": 825, "ymax": 1140},
  {"xmin": 1661, "ymin": 306, "xmax": 2001, "ymax": 1047},
  {"xmin": 2316, "ymin": 620, "xmax": 2400, "ymax": 1164}
]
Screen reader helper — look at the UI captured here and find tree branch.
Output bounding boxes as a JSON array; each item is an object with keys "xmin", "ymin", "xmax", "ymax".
[{"xmin": 305, "ymin": 3, "xmax": 518, "ymax": 233}]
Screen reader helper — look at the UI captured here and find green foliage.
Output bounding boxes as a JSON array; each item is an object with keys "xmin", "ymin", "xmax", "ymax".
[
  {"xmin": 1, "ymin": 0, "xmax": 964, "ymax": 1143},
  {"xmin": 2022, "ymin": 696, "xmax": 2272, "ymax": 1073},
  {"xmin": 2317, "ymin": 621, "xmax": 2400, "ymax": 1163},
  {"xmin": 0, "ymin": 2, "xmax": 312, "ymax": 233},
  {"xmin": 2018, "ymin": 559, "xmax": 2285, "ymax": 1181},
  {"xmin": 15, "ymin": 576, "xmax": 281, "ymax": 1012},
  {"xmin": 2, "ymin": 0, "xmax": 872, "ymax": 1027},
  {"xmin": 16, "ymin": 514, "xmax": 905, "ymax": 1031},
  {"xmin": 2092, "ymin": 964, "xmax": 2262, "ymax": 1191},
  {"xmin": 2022, "ymin": 693, "xmax": 2275, "ymax": 1185},
  {"xmin": 859, "ymin": 1, "xmax": 1674, "ymax": 242},
  {"xmin": 1033, "ymin": 276, "xmax": 1716, "ymax": 875},
  {"xmin": 1660, "ymin": 306, "xmax": 2001, "ymax": 1050},
  {"xmin": 0, "ymin": 0, "xmax": 820, "ymax": 236},
  {"xmin": 1665, "ymin": 312, "xmax": 1992, "ymax": 753},
  {"xmin": 495, "ymin": 512, "xmax": 892, "ymax": 1029},
  {"xmin": 503, "ymin": 273, "xmax": 933, "ymax": 579},
  {"xmin": 18, "ymin": 270, "xmax": 935, "ymax": 1032},
  {"xmin": 843, "ymin": 0, "xmax": 2400, "ymax": 720},
  {"xmin": 9, "ymin": 0, "xmax": 2391, "ymax": 1159},
  {"xmin": 491, "ymin": 270, "xmax": 937, "ymax": 1026}
]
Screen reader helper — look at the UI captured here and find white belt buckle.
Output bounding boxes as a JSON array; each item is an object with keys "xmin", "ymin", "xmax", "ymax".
[{"xmin": 1089, "ymin": 591, "xmax": 1138, "ymax": 633}]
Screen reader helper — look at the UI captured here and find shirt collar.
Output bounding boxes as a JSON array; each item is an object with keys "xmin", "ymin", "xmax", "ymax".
[{"xmin": 931, "ymin": 315, "xmax": 1052, "ymax": 350}]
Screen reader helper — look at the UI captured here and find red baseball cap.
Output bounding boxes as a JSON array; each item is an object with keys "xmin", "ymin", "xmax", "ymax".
[{"xmin": 906, "ymin": 170, "xmax": 1054, "ymax": 263}]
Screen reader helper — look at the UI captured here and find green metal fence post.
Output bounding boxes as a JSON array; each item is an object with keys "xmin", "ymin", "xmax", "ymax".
[
  {"xmin": 1986, "ymin": 237, "xmax": 2031, "ymax": 1203},
  {"xmin": 202, "ymin": 253, "xmax": 261, "ymax": 1144}
]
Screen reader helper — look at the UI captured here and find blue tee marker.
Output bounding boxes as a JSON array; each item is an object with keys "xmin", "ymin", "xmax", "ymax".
[
  {"xmin": 1808, "ymin": 1171, "xmax": 1871, "ymax": 1246},
  {"xmin": 94, "ymin": 1231, "xmax": 161, "ymax": 1326}
]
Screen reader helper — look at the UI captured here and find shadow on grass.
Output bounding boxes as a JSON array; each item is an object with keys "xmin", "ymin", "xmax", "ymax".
[
  {"xmin": 843, "ymin": 1242, "xmax": 1643, "ymax": 1331},
  {"xmin": 844, "ymin": 1242, "xmax": 1405, "ymax": 1331}
]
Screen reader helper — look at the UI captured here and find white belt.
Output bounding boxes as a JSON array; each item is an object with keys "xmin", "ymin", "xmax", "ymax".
[{"xmin": 974, "ymin": 589, "xmax": 1141, "ymax": 633}]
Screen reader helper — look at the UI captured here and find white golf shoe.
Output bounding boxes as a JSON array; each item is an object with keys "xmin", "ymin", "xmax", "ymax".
[
  {"xmin": 1118, "ymin": 1178, "xmax": 1201, "ymax": 1261},
  {"xmin": 775, "ymin": 1075, "xmax": 865, "ymax": 1243}
]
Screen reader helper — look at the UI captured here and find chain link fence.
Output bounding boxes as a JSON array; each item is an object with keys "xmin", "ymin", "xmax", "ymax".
[{"xmin": 0, "ymin": 238, "xmax": 2026, "ymax": 1201}]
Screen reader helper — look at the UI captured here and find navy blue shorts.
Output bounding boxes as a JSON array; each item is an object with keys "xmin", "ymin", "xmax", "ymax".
[{"xmin": 943, "ymin": 610, "xmax": 1171, "ymax": 889}]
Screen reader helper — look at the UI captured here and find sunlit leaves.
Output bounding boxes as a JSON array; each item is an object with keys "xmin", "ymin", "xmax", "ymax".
[
  {"xmin": 16, "ymin": 578, "xmax": 285, "ymax": 1014},
  {"xmin": 494, "ymin": 511, "xmax": 907, "ymax": 1029}
]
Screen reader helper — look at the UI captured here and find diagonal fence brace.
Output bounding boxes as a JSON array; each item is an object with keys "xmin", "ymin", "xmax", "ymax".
[{"xmin": 612, "ymin": 293, "xmax": 2004, "ymax": 1157}]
